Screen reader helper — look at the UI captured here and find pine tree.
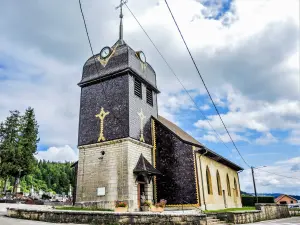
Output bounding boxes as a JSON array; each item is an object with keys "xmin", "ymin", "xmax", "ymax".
[
  {"xmin": 0, "ymin": 110, "xmax": 21, "ymax": 192},
  {"xmin": 18, "ymin": 107, "xmax": 39, "ymax": 177}
]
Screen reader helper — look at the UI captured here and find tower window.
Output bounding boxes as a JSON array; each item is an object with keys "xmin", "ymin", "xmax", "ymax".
[
  {"xmin": 134, "ymin": 79, "xmax": 142, "ymax": 99},
  {"xmin": 146, "ymin": 87, "xmax": 153, "ymax": 106}
]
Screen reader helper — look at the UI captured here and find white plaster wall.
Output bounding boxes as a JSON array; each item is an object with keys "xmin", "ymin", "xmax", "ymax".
[{"xmin": 196, "ymin": 154, "xmax": 242, "ymax": 210}]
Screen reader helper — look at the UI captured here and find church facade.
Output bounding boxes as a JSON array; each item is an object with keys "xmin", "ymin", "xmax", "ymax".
[{"xmin": 75, "ymin": 13, "xmax": 243, "ymax": 211}]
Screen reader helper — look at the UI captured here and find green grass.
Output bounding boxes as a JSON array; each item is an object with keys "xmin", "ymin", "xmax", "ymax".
[
  {"xmin": 55, "ymin": 206, "xmax": 113, "ymax": 211},
  {"xmin": 204, "ymin": 206, "xmax": 256, "ymax": 213},
  {"xmin": 290, "ymin": 208, "xmax": 300, "ymax": 211}
]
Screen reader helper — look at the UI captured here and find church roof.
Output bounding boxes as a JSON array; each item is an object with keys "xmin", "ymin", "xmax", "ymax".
[
  {"xmin": 157, "ymin": 116, "xmax": 201, "ymax": 146},
  {"xmin": 133, "ymin": 154, "xmax": 162, "ymax": 176},
  {"xmin": 78, "ymin": 41, "xmax": 159, "ymax": 93},
  {"xmin": 156, "ymin": 116, "xmax": 243, "ymax": 171}
]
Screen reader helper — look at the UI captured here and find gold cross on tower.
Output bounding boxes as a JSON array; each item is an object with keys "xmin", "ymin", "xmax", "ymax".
[
  {"xmin": 95, "ymin": 107, "xmax": 110, "ymax": 142},
  {"xmin": 137, "ymin": 109, "xmax": 146, "ymax": 142}
]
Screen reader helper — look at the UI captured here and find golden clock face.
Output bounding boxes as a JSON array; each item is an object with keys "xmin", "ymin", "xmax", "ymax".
[{"xmin": 100, "ymin": 46, "xmax": 112, "ymax": 59}]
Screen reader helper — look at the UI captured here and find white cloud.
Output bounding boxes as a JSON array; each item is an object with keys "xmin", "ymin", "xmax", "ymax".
[
  {"xmin": 194, "ymin": 87, "xmax": 300, "ymax": 144},
  {"xmin": 285, "ymin": 130, "xmax": 300, "ymax": 146},
  {"xmin": 240, "ymin": 156, "xmax": 300, "ymax": 195},
  {"xmin": 255, "ymin": 132, "xmax": 278, "ymax": 145},
  {"xmin": 276, "ymin": 157, "xmax": 300, "ymax": 165},
  {"xmin": 200, "ymin": 104, "xmax": 210, "ymax": 111},
  {"xmin": 201, "ymin": 130, "xmax": 249, "ymax": 143},
  {"xmin": 35, "ymin": 145, "xmax": 78, "ymax": 162}
]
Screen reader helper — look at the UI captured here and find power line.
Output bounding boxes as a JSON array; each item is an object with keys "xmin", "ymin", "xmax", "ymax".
[
  {"xmin": 164, "ymin": 0, "xmax": 251, "ymax": 168},
  {"xmin": 123, "ymin": 3, "xmax": 233, "ymax": 153},
  {"xmin": 78, "ymin": 0, "xmax": 121, "ymax": 122},
  {"xmin": 255, "ymin": 168, "xmax": 300, "ymax": 181}
]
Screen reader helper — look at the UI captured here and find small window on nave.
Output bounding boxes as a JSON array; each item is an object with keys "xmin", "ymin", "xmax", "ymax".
[
  {"xmin": 234, "ymin": 178, "xmax": 239, "ymax": 197},
  {"xmin": 226, "ymin": 174, "xmax": 231, "ymax": 196},
  {"xmin": 206, "ymin": 166, "xmax": 213, "ymax": 195},
  {"xmin": 216, "ymin": 170, "xmax": 222, "ymax": 196}
]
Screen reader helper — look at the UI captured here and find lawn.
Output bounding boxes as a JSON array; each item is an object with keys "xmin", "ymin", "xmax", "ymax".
[
  {"xmin": 290, "ymin": 208, "xmax": 300, "ymax": 211},
  {"xmin": 55, "ymin": 206, "xmax": 113, "ymax": 211},
  {"xmin": 204, "ymin": 206, "xmax": 256, "ymax": 213}
]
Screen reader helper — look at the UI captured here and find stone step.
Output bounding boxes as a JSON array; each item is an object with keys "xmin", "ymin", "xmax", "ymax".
[{"xmin": 206, "ymin": 218, "xmax": 229, "ymax": 225}]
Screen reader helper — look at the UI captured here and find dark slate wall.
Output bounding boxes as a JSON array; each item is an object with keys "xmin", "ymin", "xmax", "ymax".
[
  {"xmin": 129, "ymin": 75, "xmax": 158, "ymax": 145},
  {"xmin": 78, "ymin": 75, "xmax": 129, "ymax": 146},
  {"xmin": 155, "ymin": 121, "xmax": 198, "ymax": 205}
]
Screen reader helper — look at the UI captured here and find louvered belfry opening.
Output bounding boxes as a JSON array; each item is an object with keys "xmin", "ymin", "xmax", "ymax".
[
  {"xmin": 146, "ymin": 87, "xmax": 153, "ymax": 106},
  {"xmin": 134, "ymin": 79, "xmax": 142, "ymax": 98}
]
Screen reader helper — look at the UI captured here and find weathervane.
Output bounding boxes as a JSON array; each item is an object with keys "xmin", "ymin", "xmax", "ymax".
[{"xmin": 115, "ymin": 0, "xmax": 128, "ymax": 43}]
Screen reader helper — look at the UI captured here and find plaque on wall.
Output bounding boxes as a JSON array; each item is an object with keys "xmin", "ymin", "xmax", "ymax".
[{"xmin": 97, "ymin": 187, "xmax": 105, "ymax": 196}]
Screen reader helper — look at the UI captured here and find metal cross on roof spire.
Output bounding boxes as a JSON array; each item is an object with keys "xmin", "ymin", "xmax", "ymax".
[{"xmin": 116, "ymin": 0, "xmax": 127, "ymax": 43}]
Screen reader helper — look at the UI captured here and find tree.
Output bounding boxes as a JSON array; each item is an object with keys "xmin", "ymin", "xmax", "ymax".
[
  {"xmin": 0, "ymin": 110, "xmax": 21, "ymax": 192},
  {"xmin": 0, "ymin": 108, "xmax": 39, "ymax": 193},
  {"xmin": 18, "ymin": 107, "xmax": 39, "ymax": 177}
]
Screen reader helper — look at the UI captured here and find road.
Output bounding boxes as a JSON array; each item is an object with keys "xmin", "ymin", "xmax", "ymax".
[
  {"xmin": 0, "ymin": 203, "xmax": 86, "ymax": 225},
  {"xmin": 238, "ymin": 217, "xmax": 300, "ymax": 225}
]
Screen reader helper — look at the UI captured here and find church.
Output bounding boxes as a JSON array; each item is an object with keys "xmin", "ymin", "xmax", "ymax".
[{"xmin": 74, "ymin": 4, "xmax": 243, "ymax": 211}]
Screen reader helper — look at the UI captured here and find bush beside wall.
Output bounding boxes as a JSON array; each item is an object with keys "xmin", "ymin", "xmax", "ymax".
[{"xmin": 242, "ymin": 196, "xmax": 274, "ymax": 206}]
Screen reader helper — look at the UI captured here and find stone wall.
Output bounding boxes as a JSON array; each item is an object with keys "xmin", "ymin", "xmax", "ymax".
[
  {"xmin": 289, "ymin": 209, "xmax": 300, "ymax": 217},
  {"xmin": 76, "ymin": 138, "xmax": 153, "ymax": 211},
  {"xmin": 7, "ymin": 208, "xmax": 207, "ymax": 225},
  {"xmin": 213, "ymin": 203, "xmax": 291, "ymax": 224}
]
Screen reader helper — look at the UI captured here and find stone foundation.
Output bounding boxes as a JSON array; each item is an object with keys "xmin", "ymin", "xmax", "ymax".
[
  {"xmin": 76, "ymin": 138, "xmax": 153, "ymax": 212},
  {"xmin": 7, "ymin": 208, "xmax": 207, "ymax": 225},
  {"xmin": 289, "ymin": 210, "xmax": 300, "ymax": 217}
]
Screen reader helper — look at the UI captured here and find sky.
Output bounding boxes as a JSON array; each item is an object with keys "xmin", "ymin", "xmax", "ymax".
[{"xmin": 0, "ymin": 0, "xmax": 299, "ymax": 195}]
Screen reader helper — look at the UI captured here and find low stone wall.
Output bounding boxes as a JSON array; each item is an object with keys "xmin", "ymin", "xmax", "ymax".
[
  {"xmin": 210, "ymin": 204, "xmax": 291, "ymax": 224},
  {"xmin": 289, "ymin": 210, "xmax": 300, "ymax": 217},
  {"xmin": 7, "ymin": 208, "xmax": 207, "ymax": 225}
]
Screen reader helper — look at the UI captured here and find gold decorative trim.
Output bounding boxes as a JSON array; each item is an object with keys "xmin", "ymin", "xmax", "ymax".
[
  {"xmin": 151, "ymin": 119, "xmax": 157, "ymax": 203},
  {"xmin": 78, "ymin": 137, "xmax": 153, "ymax": 149},
  {"xmin": 97, "ymin": 44, "xmax": 119, "ymax": 67},
  {"xmin": 193, "ymin": 146, "xmax": 200, "ymax": 206},
  {"xmin": 140, "ymin": 62, "xmax": 147, "ymax": 72},
  {"xmin": 167, "ymin": 204, "xmax": 199, "ymax": 207},
  {"xmin": 95, "ymin": 107, "xmax": 110, "ymax": 142},
  {"xmin": 137, "ymin": 109, "xmax": 146, "ymax": 142}
]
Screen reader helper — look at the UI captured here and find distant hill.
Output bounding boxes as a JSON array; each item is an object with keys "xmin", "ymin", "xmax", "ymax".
[{"xmin": 241, "ymin": 191, "xmax": 300, "ymax": 200}]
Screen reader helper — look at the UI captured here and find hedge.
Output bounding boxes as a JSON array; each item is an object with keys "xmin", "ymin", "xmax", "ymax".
[{"xmin": 242, "ymin": 196, "xmax": 274, "ymax": 206}]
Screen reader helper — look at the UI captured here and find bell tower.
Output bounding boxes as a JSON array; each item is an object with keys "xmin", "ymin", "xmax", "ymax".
[{"xmin": 76, "ymin": 0, "xmax": 160, "ymax": 211}]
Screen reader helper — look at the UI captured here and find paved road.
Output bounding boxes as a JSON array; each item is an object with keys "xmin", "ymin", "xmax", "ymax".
[
  {"xmin": 238, "ymin": 217, "xmax": 300, "ymax": 225},
  {"xmin": 0, "ymin": 203, "xmax": 86, "ymax": 225},
  {"xmin": 0, "ymin": 213, "xmax": 85, "ymax": 225}
]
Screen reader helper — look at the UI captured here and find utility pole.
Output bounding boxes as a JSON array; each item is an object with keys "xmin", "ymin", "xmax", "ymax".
[{"xmin": 251, "ymin": 166, "xmax": 258, "ymax": 204}]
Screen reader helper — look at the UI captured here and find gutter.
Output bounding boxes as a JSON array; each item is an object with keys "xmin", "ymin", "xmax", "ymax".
[{"xmin": 198, "ymin": 148, "xmax": 208, "ymax": 211}]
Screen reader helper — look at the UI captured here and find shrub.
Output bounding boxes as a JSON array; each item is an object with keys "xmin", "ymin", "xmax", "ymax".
[
  {"xmin": 115, "ymin": 200, "xmax": 127, "ymax": 208},
  {"xmin": 155, "ymin": 199, "xmax": 167, "ymax": 208},
  {"xmin": 143, "ymin": 200, "xmax": 152, "ymax": 207},
  {"xmin": 242, "ymin": 196, "xmax": 274, "ymax": 206}
]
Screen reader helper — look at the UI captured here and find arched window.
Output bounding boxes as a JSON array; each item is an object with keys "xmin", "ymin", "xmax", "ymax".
[
  {"xmin": 234, "ymin": 178, "xmax": 239, "ymax": 197},
  {"xmin": 216, "ymin": 170, "xmax": 222, "ymax": 195},
  {"xmin": 226, "ymin": 174, "xmax": 231, "ymax": 196},
  {"xmin": 206, "ymin": 166, "xmax": 213, "ymax": 195}
]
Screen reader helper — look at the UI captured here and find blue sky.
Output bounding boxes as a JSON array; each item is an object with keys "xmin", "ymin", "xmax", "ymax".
[{"xmin": 0, "ymin": 0, "xmax": 299, "ymax": 194}]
